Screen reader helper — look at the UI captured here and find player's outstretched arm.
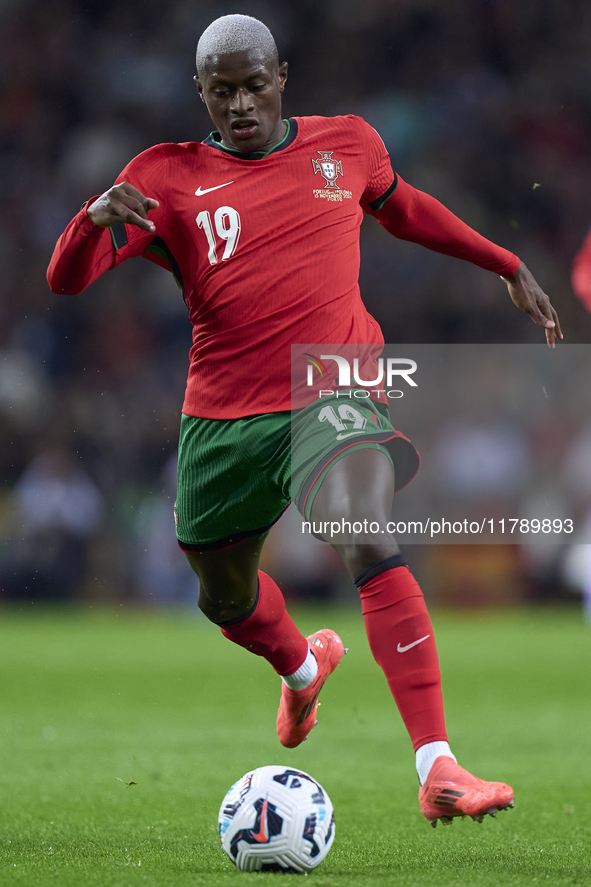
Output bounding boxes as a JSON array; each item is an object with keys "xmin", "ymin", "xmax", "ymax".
[
  {"xmin": 501, "ymin": 261, "xmax": 562, "ymax": 348},
  {"xmin": 370, "ymin": 175, "xmax": 562, "ymax": 348},
  {"xmin": 47, "ymin": 183, "xmax": 160, "ymax": 295}
]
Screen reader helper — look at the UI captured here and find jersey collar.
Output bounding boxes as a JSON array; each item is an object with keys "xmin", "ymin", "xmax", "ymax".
[{"xmin": 203, "ymin": 118, "xmax": 297, "ymax": 160}]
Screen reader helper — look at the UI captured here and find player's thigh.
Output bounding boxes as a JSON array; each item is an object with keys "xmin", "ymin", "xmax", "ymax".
[
  {"xmin": 311, "ymin": 447, "xmax": 401, "ymax": 575},
  {"xmin": 292, "ymin": 393, "xmax": 418, "ymax": 525},
  {"xmin": 311, "ymin": 446, "xmax": 395, "ymax": 525},
  {"xmin": 291, "ymin": 394, "xmax": 415, "ymax": 575},
  {"xmin": 184, "ymin": 532, "xmax": 266, "ymax": 623}
]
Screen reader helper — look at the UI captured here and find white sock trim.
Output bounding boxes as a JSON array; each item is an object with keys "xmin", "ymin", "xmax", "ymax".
[
  {"xmin": 416, "ymin": 741, "xmax": 456, "ymax": 785},
  {"xmin": 281, "ymin": 648, "xmax": 318, "ymax": 690}
]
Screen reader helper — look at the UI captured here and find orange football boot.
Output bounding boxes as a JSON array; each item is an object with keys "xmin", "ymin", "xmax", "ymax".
[
  {"xmin": 276, "ymin": 629, "xmax": 346, "ymax": 748},
  {"xmin": 419, "ymin": 756, "xmax": 514, "ymax": 827}
]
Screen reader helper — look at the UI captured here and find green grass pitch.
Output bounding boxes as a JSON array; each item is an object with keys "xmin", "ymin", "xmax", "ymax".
[{"xmin": 0, "ymin": 605, "xmax": 589, "ymax": 886}]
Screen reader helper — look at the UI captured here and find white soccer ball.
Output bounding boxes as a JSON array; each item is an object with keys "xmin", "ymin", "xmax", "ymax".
[{"xmin": 218, "ymin": 765, "xmax": 335, "ymax": 873}]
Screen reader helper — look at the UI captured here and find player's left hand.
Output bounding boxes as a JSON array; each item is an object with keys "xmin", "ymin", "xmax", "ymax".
[{"xmin": 501, "ymin": 261, "xmax": 563, "ymax": 348}]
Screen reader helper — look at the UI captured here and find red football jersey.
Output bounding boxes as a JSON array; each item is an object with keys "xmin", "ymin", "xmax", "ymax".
[{"xmin": 47, "ymin": 115, "xmax": 519, "ymax": 418}]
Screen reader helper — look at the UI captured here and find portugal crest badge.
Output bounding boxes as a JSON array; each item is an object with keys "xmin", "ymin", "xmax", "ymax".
[{"xmin": 312, "ymin": 151, "xmax": 343, "ymax": 189}]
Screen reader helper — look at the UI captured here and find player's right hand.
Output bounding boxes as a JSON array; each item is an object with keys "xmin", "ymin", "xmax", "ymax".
[{"xmin": 87, "ymin": 183, "xmax": 159, "ymax": 233}]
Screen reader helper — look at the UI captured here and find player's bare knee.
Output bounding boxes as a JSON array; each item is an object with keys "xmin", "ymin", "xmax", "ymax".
[
  {"xmin": 336, "ymin": 538, "xmax": 401, "ymax": 580},
  {"xmin": 198, "ymin": 586, "xmax": 257, "ymax": 625}
]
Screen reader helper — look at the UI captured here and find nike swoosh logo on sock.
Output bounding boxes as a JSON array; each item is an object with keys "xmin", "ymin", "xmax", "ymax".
[{"xmin": 397, "ymin": 634, "xmax": 430, "ymax": 653}]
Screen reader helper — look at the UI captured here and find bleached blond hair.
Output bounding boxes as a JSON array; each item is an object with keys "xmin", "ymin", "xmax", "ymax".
[{"xmin": 196, "ymin": 14, "xmax": 278, "ymax": 76}]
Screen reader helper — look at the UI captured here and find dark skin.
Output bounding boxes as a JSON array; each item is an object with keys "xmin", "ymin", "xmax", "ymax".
[
  {"xmin": 85, "ymin": 48, "xmax": 564, "ymax": 623},
  {"xmin": 195, "ymin": 48, "xmax": 289, "ymax": 153}
]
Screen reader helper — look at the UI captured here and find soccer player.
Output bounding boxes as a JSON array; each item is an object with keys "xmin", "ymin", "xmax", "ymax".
[{"xmin": 47, "ymin": 14, "xmax": 562, "ymax": 827}]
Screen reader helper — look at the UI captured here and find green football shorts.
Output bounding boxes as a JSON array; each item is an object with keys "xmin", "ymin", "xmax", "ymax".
[{"xmin": 175, "ymin": 394, "xmax": 419, "ymax": 552}]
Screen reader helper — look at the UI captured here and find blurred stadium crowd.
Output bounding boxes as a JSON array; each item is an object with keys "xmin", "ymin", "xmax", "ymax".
[{"xmin": 1, "ymin": 0, "xmax": 590, "ymax": 607}]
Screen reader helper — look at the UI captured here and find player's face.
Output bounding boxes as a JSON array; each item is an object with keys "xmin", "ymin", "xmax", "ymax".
[{"xmin": 197, "ymin": 49, "xmax": 288, "ymax": 153}]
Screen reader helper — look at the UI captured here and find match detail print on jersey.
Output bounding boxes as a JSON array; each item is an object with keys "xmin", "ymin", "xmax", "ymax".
[{"xmin": 311, "ymin": 150, "xmax": 352, "ymax": 201}]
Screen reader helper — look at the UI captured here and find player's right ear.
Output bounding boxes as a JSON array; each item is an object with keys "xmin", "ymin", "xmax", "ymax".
[{"xmin": 194, "ymin": 75, "xmax": 205, "ymax": 102}]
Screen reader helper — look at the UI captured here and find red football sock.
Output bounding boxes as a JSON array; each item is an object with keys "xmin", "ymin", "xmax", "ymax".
[
  {"xmin": 358, "ymin": 565, "xmax": 448, "ymax": 751},
  {"xmin": 220, "ymin": 571, "xmax": 309, "ymax": 676}
]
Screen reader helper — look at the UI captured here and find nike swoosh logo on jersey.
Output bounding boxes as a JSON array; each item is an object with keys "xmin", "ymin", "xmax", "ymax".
[
  {"xmin": 335, "ymin": 431, "xmax": 367, "ymax": 440},
  {"xmin": 397, "ymin": 635, "xmax": 430, "ymax": 653},
  {"xmin": 194, "ymin": 181, "xmax": 234, "ymax": 196}
]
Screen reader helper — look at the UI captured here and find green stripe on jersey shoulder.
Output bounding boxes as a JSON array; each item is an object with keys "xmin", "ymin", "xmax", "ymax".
[{"xmin": 367, "ymin": 173, "xmax": 398, "ymax": 212}]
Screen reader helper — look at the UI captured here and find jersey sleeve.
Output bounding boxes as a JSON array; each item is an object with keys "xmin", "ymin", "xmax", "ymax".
[
  {"xmin": 110, "ymin": 145, "xmax": 169, "ymax": 261},
  {"xmin": 367, "ymin": 173, "xmax": 520, "ymax": 276},
  {"xmin": 47, "ymin": 145, "xmax": 169, "ymax": 295},
  {"xmin": 47, "ymin": 200, "xmax": 117, "ymax": 294},
  {"xmin": 358, "ymin": 119, "xmax": 398, "ymax": 211}
]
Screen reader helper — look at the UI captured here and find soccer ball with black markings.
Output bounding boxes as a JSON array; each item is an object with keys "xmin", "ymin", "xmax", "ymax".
[{"xmin": 218, "ymin": 765, "xmax": 335, "ymax": 873}]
